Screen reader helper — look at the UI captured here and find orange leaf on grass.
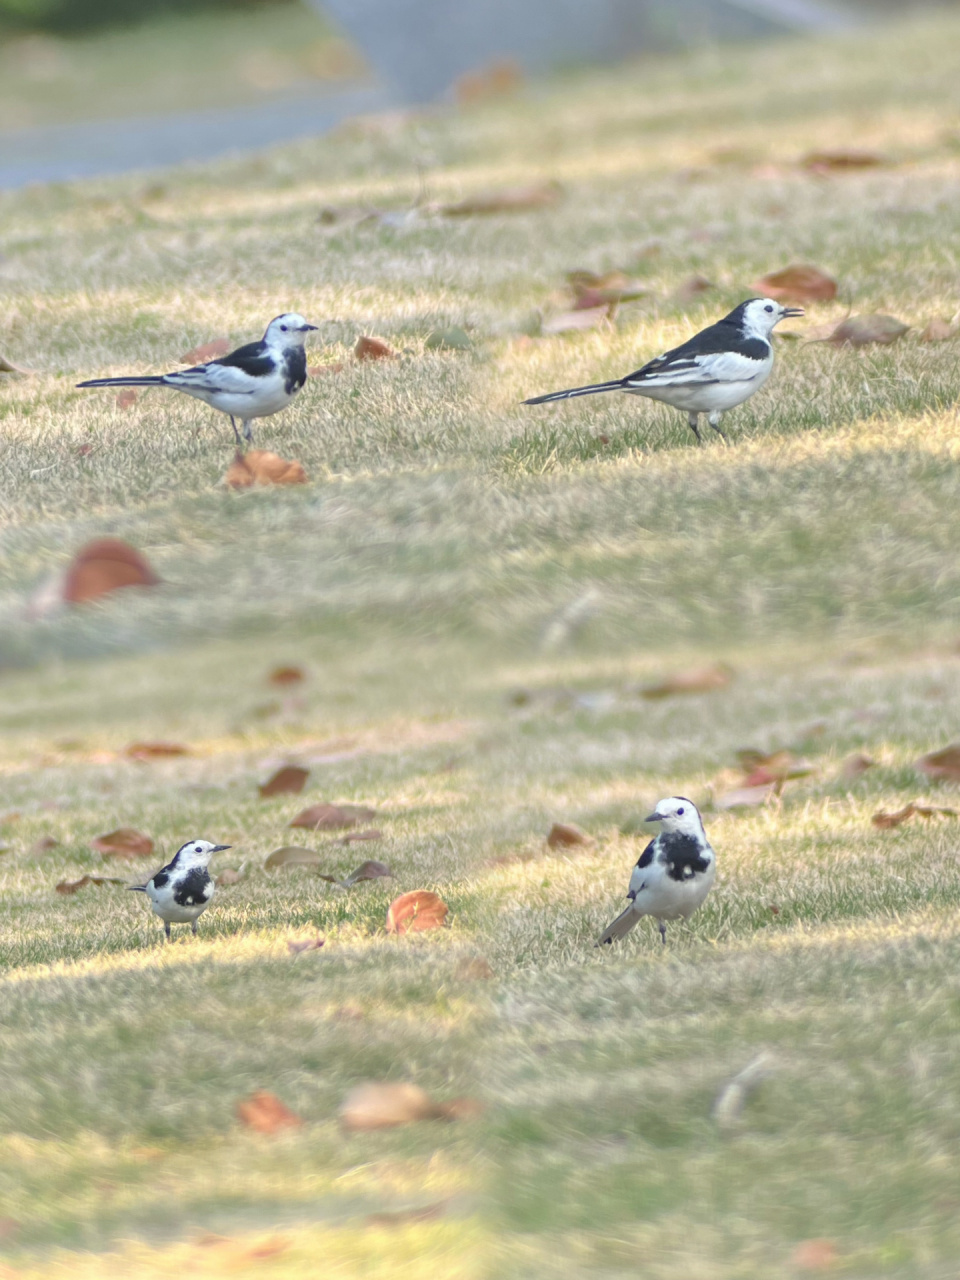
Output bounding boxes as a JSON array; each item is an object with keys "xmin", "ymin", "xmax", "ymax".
[
  {"xmin": 454, "ymin": 956, "xmax": 495, "ymax": 981},
  {"xmin": 126, "ymin": 741, "xmax": 189, "ymax": 761},
  {"xmin": 224, "ymin": 450, "xmax": 308, "ymax": 489},
  {"xmin": 339, "ymin": 1082, "xmax": 444, "ymax": 1130},
  {"xmin": 546, "ymin": 822, "xmax": 593, "ymax": 849},
  {"xmin": 56, "ymin": 874, "xmax": 126, "ymax": 894},
  {"xmin": 354, "ymin": 335, "xmax": 395, "ymax": 361},
  {"xmin": 268, "ymin": 665, "xmax": 305, "ymax": 685},
  {"xmin": 439, "ymin": 181, "xmax": 561, "ymax": 217},
  {"xmin": 264, "ymin": 846, "xmax": 321, "ymax": 869},
  {"xmin": 802, "ymin": 149, "xmax": 883, "ymax": 172},
  {"xmin": 919, "ymin": 318, "xmax": 957, "ymax": 343},
  {"xmin": 290, "ymin": 803, "xmax": 377, "ymax": 831},
  {"xmin": 917, "ymin": 745, "xmax": 960, "ymax": 781},
  {"xmin": 181, "ymin": 338, "xmax": 230, "ymax": 363},
  {"xmin": 258, "ymin": 765, "xmax": 309, "ymax": 798},
  {"xmin": 63, "ymin": 538, "xmax": 159, "ymax": 604},
  {"xmin": 115, "ymin": 388, "xmax": 138, "ymax": 408},
  {"xmin": 235, "ymin": 1090, "xmax": 302, "ymax": 1134},
  {"xmin": 90, "ymin": 828, "xmax": 154, "ymax": 859},
  {"xmin": 641, "ymin": 664, "xmax": 732, "ymax": 699},
  {"xmin": 307, "ymin": 361, "xmax": 345, "ymax": 376},
  {"xmin": 751, "ymin": 264, "xmax": 837, "ymax": 303},
  {"xmin": 737, "ymin": 749, "xmax": 815, "ymax": 787},
  {"xmin": 386, "ymin": 889, "xmax": 448, "ymax": 934},
  {"xmin": 790, "ymin": 1239, "xmax": 839, "ymax": 1271},
  {"xmin": 872, "ymin": 802, "xmax": 959, "ymax": 829}
]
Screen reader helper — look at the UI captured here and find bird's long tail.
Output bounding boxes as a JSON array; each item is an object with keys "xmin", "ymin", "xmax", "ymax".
[
  {"xmin": 127, "ymin": 885, "xmax": 148, "ymax": 893},
  {"xmin": 76, "ymin": 376, "xmax": 166, "ymax": 389},
  {"xmin": 523, "ymin": 379, "xmax": 625, "ymax": 405},
  {"xmin": 595, "ymin": 903, "xmax": 640, "ymax": 947}
]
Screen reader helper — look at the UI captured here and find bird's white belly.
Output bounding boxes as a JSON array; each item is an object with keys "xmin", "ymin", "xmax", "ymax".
[
  {"xmin": 147, "ymin": 885, "xmax": 208, "ymax": 923},
  {"xmin": 177, "ymin": 384, "xmax": 291, "ymax": 419},
  {"xmin": 640, "ymin": 861, "xmax": 716, "ymax": 921},
  {"xmin": 625, "ymin": 368, "xmax": 771, "ymax": 414}
]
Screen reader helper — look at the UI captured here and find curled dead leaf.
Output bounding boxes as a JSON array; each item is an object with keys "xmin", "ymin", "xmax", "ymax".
[
  {"xmin": 0, "ymin": 350, "xmax": 30, "ymax": 374},
  {"xmin": 340, "ymin": 828, "xmax": 383, "ymax": 845},
  {"xmin": 258, "ymin": 765, "xmax": 309, "ymax": 798},
  {"xmin": 737, "ymin": 749, "xmax": 815, "ymax": 787},
  {"xmin": 546, "ymin": 822, "xmax": 593, "ymax": 849},
  {"xmin": 919, "ymin": 318, "xmax": 958, "ymax": 343},
  {"xmin": 827, "ymin": 315, "xmax": 909, "ymax": 347},
  {"xmin": 386, "ymin": 889, "xmax": 449, "ymax": 935},
  {"xmin": 917, "ymin": 745, "xmax": 960, "ymax": 782},
  {"xmin": 126, "ymin": 741, "xmax": 189, "ymax": 761},
  {"xmin": 840, "ymin": 752, "xmax": 875, "ymax": 781},
  {"xmin": 290, "ymin": 803, "xmax": 377, "ymax": 831},
  {"xmin": 343, "ymin": 859, "xmax": 392, "ymax": 886},
  {"xmin": 439, "ymin": 181, "xmax": 561, "ymax": 217},
  {"xmin": 216, "ymin": 863, "xmax": 248, "ymax": 886},
  {"xmin": 454, "ymin": 956, "xmax": 495, "ymax": 981},
  {"xmin": 56, "ymin": 874, "xmax": 126, "ymax": 894},
  {"xmin": 750, "ymin": 264, "xmax": 836, "ymax": 303},
  {"xmin": 224, "ymin": 450, "xmax": 308, "ymax": 489},
  {"xmin": 115, "ymin": 388, "xmax": 138, "ymax": 409},
  {"xmin": 63, "ymin": 538, "xmax": 159, "ymax": 605},
  {"xmin": 802, "ymin": 148, "xmax": 883, "ymax": 172},
  {"xmin": 673, "ymin": 274, "xmax": 715, "ymax": 302},
  {"xmin": 90, "ymin": 828, "xmax": 154, "ymax": 859},
  {"xmin": 235, "ymin": 1090, "xmax": 302, "ymax": 1134},
  {"xmin": 339, "ymin": 1081, "xmax": 445, "ymax": 1130},
  {"xmin": 872, "ymin": 802, "xmax": 959, "ymax": 829},
  {"xmin": 181, "ymin": 338, "xmax": 230, "ymax": 363},
  {"xmin": 641, "ymin": 663, "xmax": 732, "ymax": 699},
  {"xmin": 268, "ymin": 665, "xmax": 304, "ymax": 685},
  {"xmin": 287, "ymin": 935, "xmax": 325, "ymax": 954},
  {"xmin": 264, "ymin": 846, "xmax": 322, "ymax": 870},
  {"xmin": 354, "ymin": 336, "xmax": 395, "ymax": 361}
]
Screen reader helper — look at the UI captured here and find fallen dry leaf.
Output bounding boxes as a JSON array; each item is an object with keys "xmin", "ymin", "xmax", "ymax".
[
  {"xmin": 872, "ymin": 802, "xmax": 959, "ymax": 829},
  {"xmin": 541, "ymin": 306, "xmax": 611, "ymax": 335},
  {"xmin": 386, "ymin": 889, "xmax": 449, "ymax": 935},
  {"xmin": 181, "ymin": 338, "xmax": 230, "ymax": 363},
  {"xmin": 343, "ymin": 859, "xmax": 392, "ymax": 885},
  {"xmin": 790, "ymin": 1238, "xmax": 839, "ymax": 1271},
  {"xmin": 546, "ymin": 822, "xmax": 593, "ymax": 849},
  {"xmin": 290, "ymin": 803, "xmax": 377, "ymax": 831},
  {"xmin": 840, "ymin": 752, "xmax": 875, "ymax": 781},
  {"xmin": 567, "ymin": 270, "xmax": 649, "ymax": 310},
  {"xmin": 339, "ymin": 1081, "xmax": 445, "ymax": 1130},
  {"xmin": 55, "ymin": 874, "xmax": 126, "ymax": 895},
  {"xmin": 63, "ymin": 538, "xmax": 159, "ymax": 604},
  {"xmin": 340, "ymin": 828, "xmax": 383, "ymax": 845},
  {"xmin": 454, "ymin": 55, "xmax": 521, "ymax": 103},
  {"xmin": 737, "ymin": 749, "xmax": 815, "ymax": 787},
  {"xmin": 827, "ymin": 315, "xmax": 909, "ymax": 347},
  {"xmin": 224, "ymin": 449, "xmax": 308, "ymax": 489},
  {"xmin": 268, "ymin": 665, "xmax": 304, "ymax": 685},
  {"xmin": 258, "ymin": 765, "xmax": 309, "ymax": 798},
  {"xmin": 364, "ymin": 1202, "xmax": 447, "ymax": 1228},
  {"xmin": 264, "ymin": 846, "xmax": 322, "ymax": 870},
  {"xmin": 31, "ymin": 836, "xmax": 60, "ymax": 854},
  {"xmin": 115, "ymin": 388, "xmax": 138, "ymax": 408},
  {"xmin": 235, "ymin": 1090, "xmax": 302, "ymax": 1134},
  {"xmin": 455, "ymin": 956, "xmax": 495, "ymax": 981},
  {"xmin": 126, "ymin": 741, "xmax": 189, "ymax": 761},
  {"xmin": 439, "ymin": 181, "xmax": 561, "ymax": 217},
  {"xmin": 714, "ymin": 783, "xmax": 778, "ymax": 810},
  {"xmin": 673, "ymin": 274, "xmax": 715, "ymax": 302},
  {"xmin": 641, "ymin": 663, "xmax": 732, "ymax": 699},
  {"xmin": 920, "ymin": 317, "xmax": 958, "ymax": 342},
  {"xmin": 90, "ymin": 828, "xmax": 154, "ymax": 859},
  {"xmin": 354, "ymin": 335, "xmax": 395, "ymax": 361},
  {"xmin": 287, "ymin": 935, "xmax": 325, "ymax": 954},
  {"xmin": 307, "ymin": 361, "xmax": 345, "ymax": 376},
  {"xmin": 750, "ymin": 264, "xmax": 836, "ymax": 303},
  {"xmin": 712, "ymin": 1052, "xmax": 774, "ymax": 1128},
  {"xmin": 802, "ymin": 148, "xmax": 883, "ymax": 172},
  {"xmin": 215, "ymin": 863, "xmax": 248, "ymax": 886},
  {"xmin": 917, "ymin": 745, "xmax": 960, "ymax": 782},
  {"xmin": 0, "ymin": 350, "xmax": 30, "ymax": 374}
]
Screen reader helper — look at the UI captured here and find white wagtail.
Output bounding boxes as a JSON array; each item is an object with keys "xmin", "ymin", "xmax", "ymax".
[
  {"xmin": 77, "ymin": 313, "xmax": 318, "ymax": 445},
  {"xmin": 129, "ymin": 839, "xmax": 230, "ymax": 940},
  {"xmin": 596, "ymin": 797, "xmax": 716, "ymax": 946},
  {"xmin": 524, "ymin": 298, "xmax": 803, "ymax": 441}
]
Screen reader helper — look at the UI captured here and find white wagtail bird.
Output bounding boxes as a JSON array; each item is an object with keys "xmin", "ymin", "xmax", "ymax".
[
  {"xmin": 596, "ymin": 797, "xmax": 716, "ymax": 947},
  {"xmin": 524, "ymin": 298, "xmax": 803, "ymax": 441},
  {"xmin": 77, "ymin": 313, "xmax": 318, "ymax": 446},
  {"xmin": 129, "ymin": 839, "xmax": 230, "ymax": 941}
]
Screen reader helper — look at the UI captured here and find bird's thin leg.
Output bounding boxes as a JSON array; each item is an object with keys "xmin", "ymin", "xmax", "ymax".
[
  {"xmin": 229, "ymin": 416, "xmax": 242, "ymax": 446},
  {"xmin": 707, "ymin": 411, "xmax": 727, "ymax": 440},
  {"xmin": 164, "ymin": 921, "xmax": 171, "ymax": 942},
  {"xmin": 242, "ymin": 419, "xmax": 254, "ymax": 444},
  {"xmin": 687, "ymin": 412, "xmax": 703, "ymax": 443},
  {"xmin": 191, "ymin": 920, "xmax": 198, "ymax": 937},
  {"xmin": 658, "ymin": 921, "xmax": 667, "ymax": 946}
]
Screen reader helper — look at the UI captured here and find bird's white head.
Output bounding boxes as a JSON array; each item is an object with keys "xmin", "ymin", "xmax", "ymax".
[
  {"xmin": 263, "ymin": 313, "xmax": 318, "ymax": 346},
  {"xmin": 171, "ymin": 839, "xmax": 231, "ymax": 868},
  {"xmin": 645, "ymin": 796, "xmax": 706, "ymax": 839},
  {"xmin": 738, "ymin": 297, "xmax": 804, "ymax": 339}
]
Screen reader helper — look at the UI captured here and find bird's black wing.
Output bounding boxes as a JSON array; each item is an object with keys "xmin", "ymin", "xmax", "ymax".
[
  {"xmin": 209, "ymin": 340, "xmax": 275, "ymax": 380},
  {"xmin": 624, "ymin": 321, "xmax": 770, "ymax": 388}
]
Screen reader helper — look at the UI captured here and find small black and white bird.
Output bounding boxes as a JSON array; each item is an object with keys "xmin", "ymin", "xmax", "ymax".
[
  {"xmin": 129, "ymin": 839, "xmax": 230, "ymax": 941},
  {"xmin": 524, "ymin": 298, "xmax": 803, "ymax": 441},
  {"xmin": 596, "ymin": 797, "xmax": 716, "ymax": 947},
  {"xmin": 77, "ymin": 313, "xmax": 318, "ymax": 445}
]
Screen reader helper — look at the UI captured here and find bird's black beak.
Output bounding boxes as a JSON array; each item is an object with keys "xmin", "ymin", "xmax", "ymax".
[
  {"xmin": 300, "ymin": 324, "xmax": 318, "ymax": 332},
  {"xmin": 644, "ymin": 812, "xmax": 663, "ymax": 823},
  {"xmin": 211, "ymin": 844, "xmax": 232, "ymax": 853},
  {"xmin": 781, "ymin": 307, "xmax": 805, "ymax": 318}
]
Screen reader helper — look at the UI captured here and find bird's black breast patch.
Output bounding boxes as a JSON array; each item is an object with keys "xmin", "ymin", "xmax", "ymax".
[
  {"xmin": 173, "ymin": 868, "xmax": 212, "ymax": 907},
  {"xmin": 283, "ymin": 347, "xmax": 307, "ymax": 396},
  {"xmin": 660, "ymin": 833, "xmax": 711, "ymax": 882}
]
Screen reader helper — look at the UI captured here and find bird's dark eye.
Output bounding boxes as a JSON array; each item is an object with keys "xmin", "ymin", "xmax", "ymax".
[
  {"xmin": 677, "ymin": 807, "xmax": 685, "ymax": 815},
  {"xmin": 764, "ymin": 305, "xmax": 773, "ymax": 313},
  {"xmin": 281, "ymin": 324, "xmax": 288, "ymax": 331},
  {"xmin": 195, "ymin": 845, "xmax": 202, "ymax": 853}
]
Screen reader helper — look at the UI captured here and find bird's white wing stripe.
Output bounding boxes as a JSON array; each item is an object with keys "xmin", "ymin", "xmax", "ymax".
[
  {"xmin": 628, "ymin": 350, "xmax": 768, "ymax": 388},
  {"xmin": 163, "ymin": 365, "xmax": 265, "ymax": 396}
]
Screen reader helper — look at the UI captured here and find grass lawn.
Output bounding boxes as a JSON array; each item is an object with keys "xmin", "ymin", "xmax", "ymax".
[{"xmin": 2, "ymin": 10, "xmax": 960, "ymax": 1277}]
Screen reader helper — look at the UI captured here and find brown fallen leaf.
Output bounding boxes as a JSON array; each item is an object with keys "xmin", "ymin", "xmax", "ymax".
[
  {"xmin": 307, "ymin": 361, "xmax": 345, "ymax": 376},
  {"xmin": 115, "ymin": 388, "xmax": 138, "ymax": 409},
  {"xmin": 290, "ymin": 803, "xmax": 377, "ymax": 831},
  {"xmin": 339, "ymin": 1081, "xmax": 445, "ymax": 1130},
  {"xmin": 287, "ymin": 935, "xmax": 325, "ymax": 954},
  {"xmin": 454, "ymin": 55, "xmax": 522, "ymax": 104},
  {"xmin": 258, "ymin": 765, "xmax": 309, "ymax": 798},
  {"xmin": 264, "ymin": 846, "xmax": 322, "ymax": 870},
  {"xmin": 0, "ymin": 350, "xmax": 30, "ymax": 374},
  {"xmin": 455, "ymin": 956, "xmax": 495, "ymax": 981},
  {"xmin": 737, "ymin": 749, "xmax": 815, "ymax": 787},
  {"xmin": 439, "ymin": 181, "xmax": 561, "ymax": 217},
  {"xmin": 541, "ymin": 306, "xmax": 611, "ymax": 335},
  {"xmin": 714, "ymin": 783, "xmax": 778, "ymax": 810},
  {"xmin": 354, "ymin": 335, "xmax": 395, "ymax": 361},
  {"xmin": 31, "ymin": 836, "xmax": 60, "ymax": 854},
  {"xmin": 546, "ymin": 822, "xmax": 593, "ymax": 849},
  {"xmin": 827, "ymin": 315, "xmax": 909, "ymax": 347},
  {"xmin": 216, "ymin": 863, "xmax": 248, "ymax": 886},
  {"xmin": 641, "ymin": 663, "xmax": 732, "ymax": 699},
  {"xmin": 224, "ymin": 449, "xmax": 308, "ymax": 489},
  {"xmin": 386, "ymin": 889, "xmax": 449, "ymax": 934},
  {"xmin": 750, "ymin": 264, "xmax": 837, "ymax": 303},
  {"xmin": 567, "ymin": 270, "xmax": 649, "ymax": 310},
  {"xmin": 181, "ymin": 338, "xmax": 230, "ymax": 363},
  {"xmin": 840, "ymin": 752, "xmax": 875, "ymax": 781},
  {"xmin": 235, "ymin": 1090, "xmax": 302, "ymax": 1134},
  {"xmin": 342, "ymin": 859, "xmax": 393, "ymax": 886},
  {"xmin": 790, "ymin": 1238, "xmax": 839, "ymax": 1271},
  {"xmin": 365, "ymin": 1202, "xmax": 447, "ymax": 1228},
  {"xmin": 673, "ymin": 274, "xmax": 715, "ymax": 302},
  {"xmin": 126, "ymin": 741, "xmax": 189, "ymax": 761},
  {"xmin": 90, "ymin": 828, "xmax": 154, "ymax": 859},
  {"xmin": 268, "ymin": 665, "xmax": 304, "ymax": 685},
  {"xmin": 872, "ymin": 802, "xmax": 959, "ymax": 829},
  {"xmin": 63, "ymin": 538, "xmax": 159, "ymax": 604},
  {"xmin": 917, "ymin": 745, "xmax": 960, "ymax": 782},
  {"xmin": 802, "ymin": 148, "xmax": 883, "ymax": 172},
  {"xmin": 340, "ymin": 828, "xmax": 383, "ymax": 845},
  {"xmin": 56, "ymin": 874, "xmax": 126, "ymax": 894},
  {"xmin": 919, "ymin": 318, "xmax": 958, "ymax": 343}
]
